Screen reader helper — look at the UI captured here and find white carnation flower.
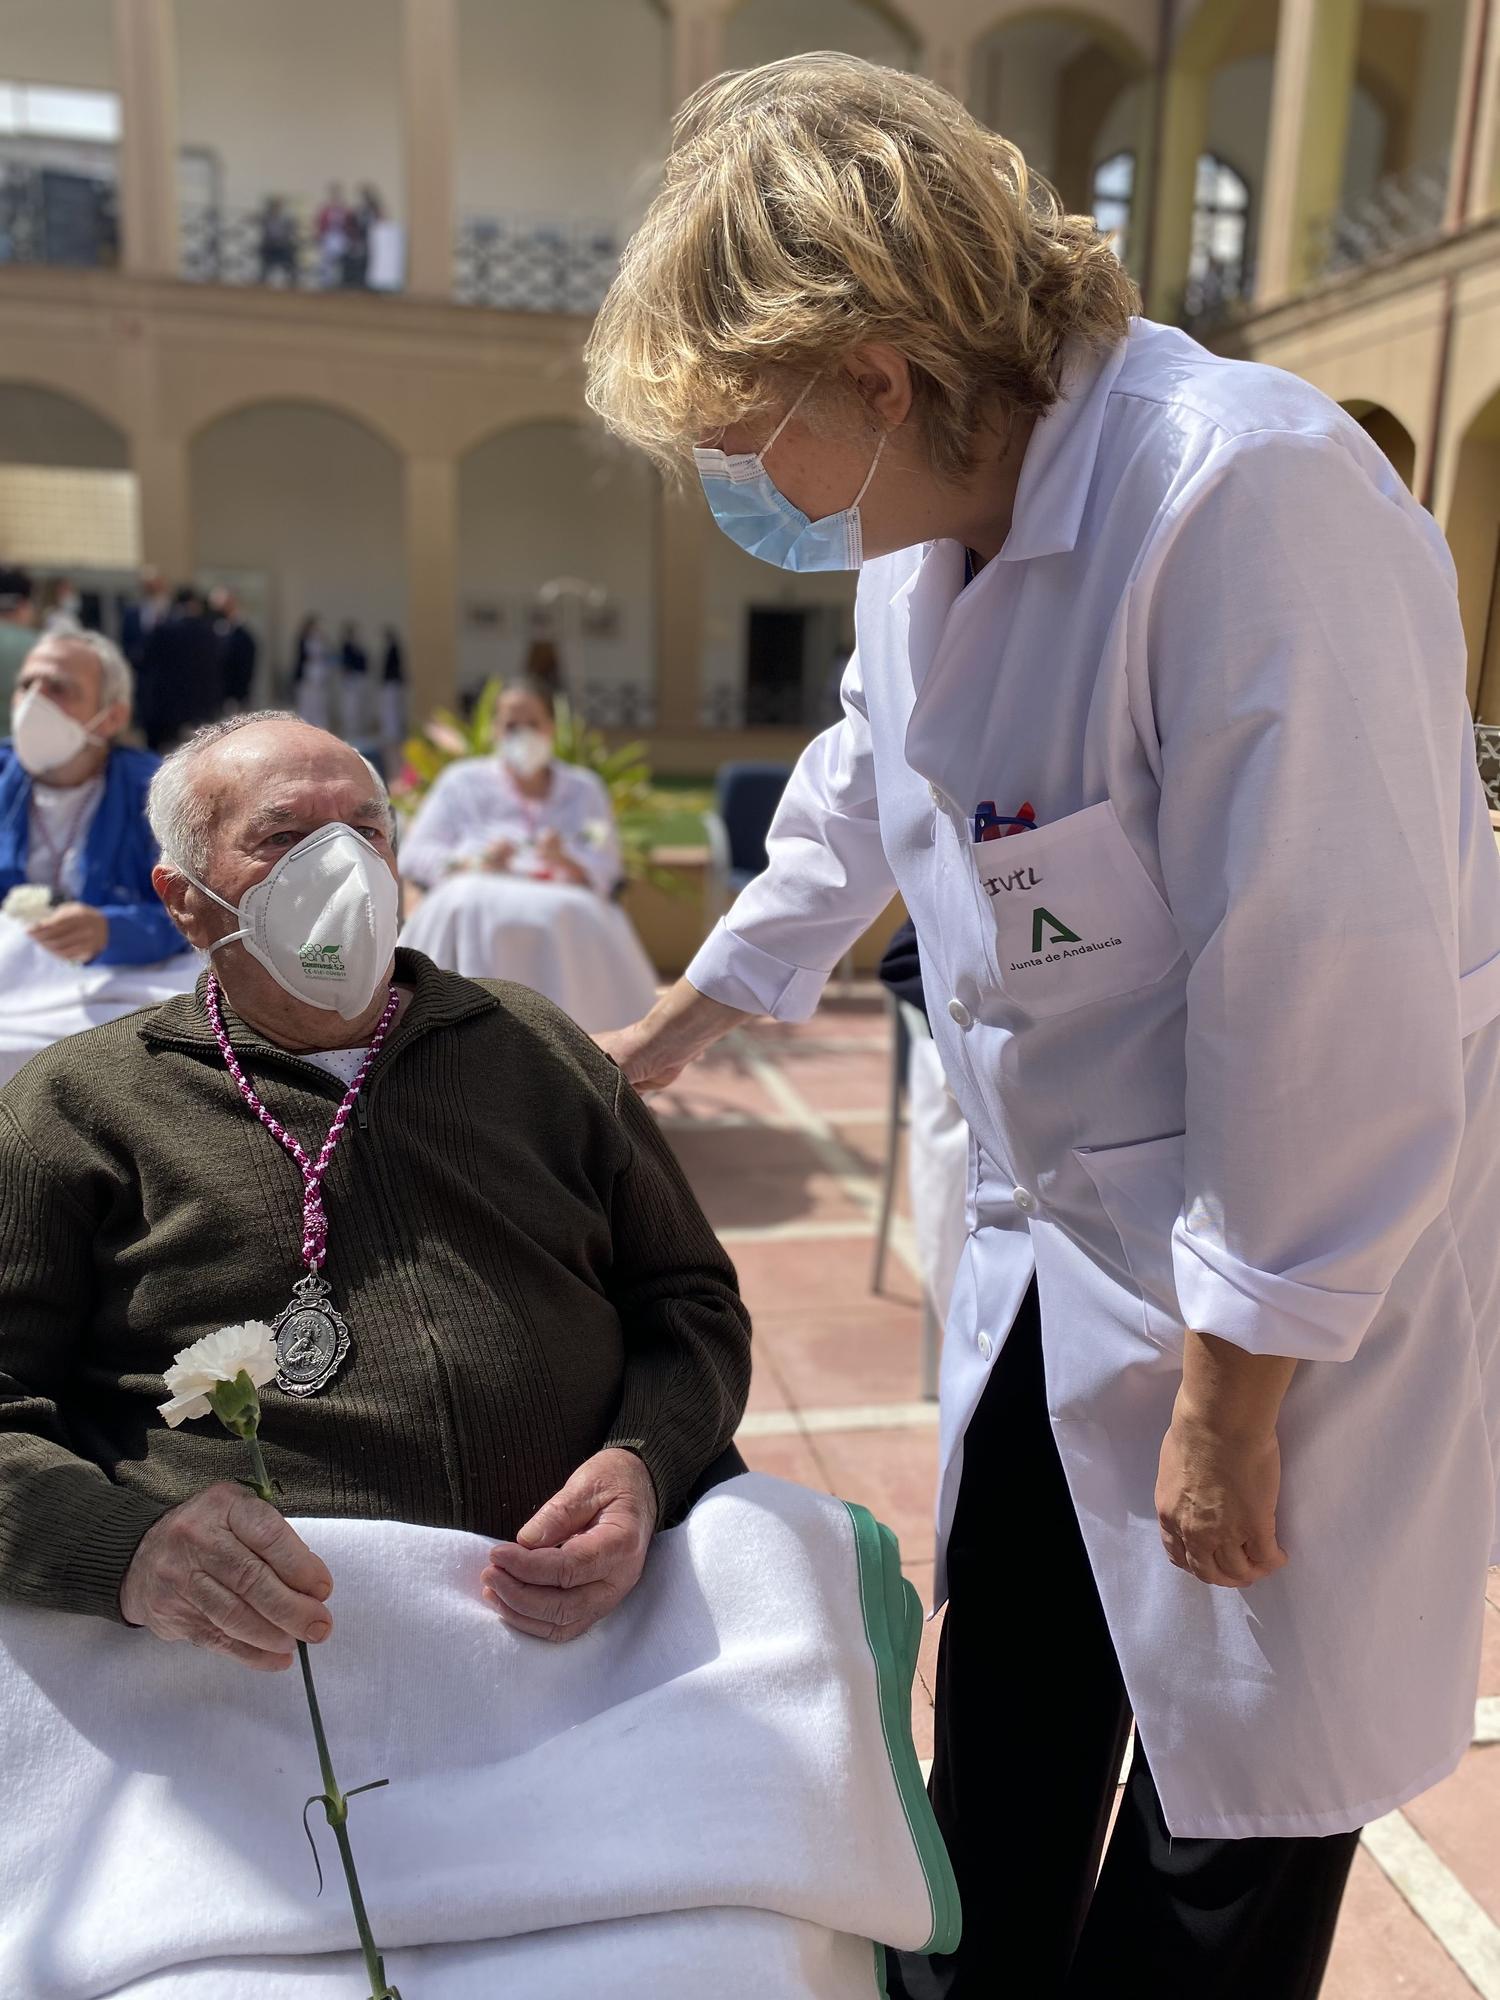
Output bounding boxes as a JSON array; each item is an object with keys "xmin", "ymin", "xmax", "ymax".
[
  {"xmin": 159, "ymin": 1321, "xmax": 278, "ymax": 1428},
  {"xmin": 2, "ymin": 884, "xmax": 52, "ymax": 925},
  {"xmin": 582, "ymin": 819, "xmax": 610, "ymax": 849}
]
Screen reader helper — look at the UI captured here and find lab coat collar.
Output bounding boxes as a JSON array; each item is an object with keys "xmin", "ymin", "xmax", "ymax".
[{"xmin": 994, "ymin": 328, "xmax": 1133, "ymax": 564}]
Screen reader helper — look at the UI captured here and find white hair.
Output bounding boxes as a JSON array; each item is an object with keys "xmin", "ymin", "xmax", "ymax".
[
  {"xmin": 41, "ymin": 622, "xmax": 133, "ymax": 716},
  {"xmin": 147, "ymin": 712, "xmax": 396, "ymax": 877}
]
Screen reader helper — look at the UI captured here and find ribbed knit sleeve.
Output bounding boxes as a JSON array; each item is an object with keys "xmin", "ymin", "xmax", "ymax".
[
  {"xmin": 0, "ymin": 1107, "xmax": 169, "ymax": 1617},
  {"xmin": 602, "ymin": 1078, "xmax": 752, "ymax": 1525}
]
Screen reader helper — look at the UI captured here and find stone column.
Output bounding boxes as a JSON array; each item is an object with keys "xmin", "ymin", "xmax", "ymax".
[
  {"xmin": 401, "ymin": 0, "xmax": 457, "ymax": 299},
  {"xmin": 112, "ymin": 0, "xmax": 179, "ymax": 278},
  {"xmin": 667, "ymin": 0, "xmax": 733, "ymax": 110},
  {"xmin": 132, "ymin": 433, "xmax": 192, "ymax": 581},
  {"xmin": 1453, "ymin": 0, "xmax": 1500, "ymax": 224},
  {"xmin": 655, "ymin": 478, "xmax": 707, "ymax": 733},
  {"xmin": 403, "ymin": 455, "xmax": 459, "ymax": 724},
  {"xmin": 1141, "ymin": 58, "xmax": 1208, "ymax": 321},
  {"xmin": 1254, "ymin": 0, "xmax": 1362, "ymax": 304}
]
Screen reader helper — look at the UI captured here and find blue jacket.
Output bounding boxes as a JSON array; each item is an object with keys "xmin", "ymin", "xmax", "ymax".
[{"xmin": 0, "ymin": 743, "xmax": 185, "ymax": 966}]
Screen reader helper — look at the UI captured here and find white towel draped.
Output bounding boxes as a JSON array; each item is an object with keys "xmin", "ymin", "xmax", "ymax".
[{"xmin": 0, "ymin": 1473, "xmax": 957, "ymax": 1998}]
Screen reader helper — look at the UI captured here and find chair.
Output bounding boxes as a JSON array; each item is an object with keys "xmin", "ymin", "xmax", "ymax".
[
  {"xmin": 703, "ymin": 761, "xmax": 793, "ymax": 927},
  {"xmin": 871, "ymin": 989, "xmax": 941, "ymax": 1401},
  {"xmin": 704, "ymin": 761, "xmax": 855, "ymax": 986}
]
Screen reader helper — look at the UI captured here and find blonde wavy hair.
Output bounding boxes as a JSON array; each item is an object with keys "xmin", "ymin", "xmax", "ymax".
[{"xmin": 586, "ymin": 53, "xmax": 1138, "ymax": 479}]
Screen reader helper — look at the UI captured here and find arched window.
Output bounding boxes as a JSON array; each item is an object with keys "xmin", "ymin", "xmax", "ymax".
[{"xmin": 1090, "ymin": 150, "xmax": 1251, "ymax": 298}]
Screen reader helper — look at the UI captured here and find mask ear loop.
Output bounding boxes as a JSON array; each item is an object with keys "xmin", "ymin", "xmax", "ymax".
[
  {"xmin": 850, "ymin": 426, "xmax": 889, "ymax": 509},
  {"xmin": 758, "ymin": 377, "xmax": 820, "ymax": 462}
]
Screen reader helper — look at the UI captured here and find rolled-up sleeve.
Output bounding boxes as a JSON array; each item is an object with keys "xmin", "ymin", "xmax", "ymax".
[
  {"xmin": 1144, "ymin": 430, "xmax": 1471, "ymax": 1362},
  {"xmin": 687, "ymin": 649, "xmax": 896, "ymax": 1022}
]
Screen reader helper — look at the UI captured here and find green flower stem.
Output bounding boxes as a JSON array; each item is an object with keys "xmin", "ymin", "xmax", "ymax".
[{"xmin": 243, "ymin": 1431, "xmax": 400, "ymax": 2000}]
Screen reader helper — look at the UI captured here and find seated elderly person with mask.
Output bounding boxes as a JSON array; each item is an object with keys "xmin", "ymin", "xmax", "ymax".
[
  {"xmin": 0, "ymin": 713, "xmax": 955, "ymax": 2000},
  {"xmin": 0, "ymin": 626, "xmax": 197, "ymax": 1087},
  {"xmin": 400, "ymin": 681, "xmax": 659, "ymax": 1032}
]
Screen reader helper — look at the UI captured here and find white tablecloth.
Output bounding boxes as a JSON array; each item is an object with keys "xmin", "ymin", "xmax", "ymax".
[
  {"xmin": 0, "ymin": 916, "xmax": 201, "ymax": 1090},
  {"xmin": 0, "ymin": 1475, "xmax": 958, "ymax": 1998},
  {"xmin": 401, "ymin": 873, "xmax": 659, "ymax": 1032}
]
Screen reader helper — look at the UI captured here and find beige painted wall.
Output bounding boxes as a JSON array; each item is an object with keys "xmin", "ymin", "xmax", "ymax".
[
  {"xmin": 0, "ymin": 0, "xmax": 114, "ymax": 89},
  {"xmin": 173, "ymin": 0, "xmax": 403, "ymax": 217},
  {"xmin": 0, "ymin": 381, "xmax": 128, "ymax": 467},
  {"xmin": 455, "ymin": 419, "xmax": 657, "ymax": 703},
  {"xmin": 724, "ymin": 0, "xmax": 916, "ymax": 73},
  {"xmin": 190, "ymin": 401, "xmax": 405, "ymax": 685},
  {"xmin": 454, "ymin": 0, "xmax": 667, "ymax": 232}
]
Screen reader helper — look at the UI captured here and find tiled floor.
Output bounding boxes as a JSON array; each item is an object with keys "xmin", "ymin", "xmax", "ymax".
[{"xmin": 654, "ymin": 986, "xmax": 1500, "ymax": 1998}]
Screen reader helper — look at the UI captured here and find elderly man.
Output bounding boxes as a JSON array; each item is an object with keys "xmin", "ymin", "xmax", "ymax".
[
  {"xmin": 0, "ymin": 717, "xmax": 966, "ymax": 1998},
  {"xmin": 0, "ymin": 628, "xmax": 197, "ymax": 1089},
  {"xmin": 0, "ymin": 711, "xmax": 750, "ymax": 1651}
]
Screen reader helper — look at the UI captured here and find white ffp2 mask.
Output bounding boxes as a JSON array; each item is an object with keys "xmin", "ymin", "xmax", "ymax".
[
  {"xmin": 186, "ymin": 823, "xmax": 399, "ymax": 1020},
  {"xmin": 12, "ymin": 688, "xmax": 107, "ymax": 777},
  {"xmin": 499, "ymin": 728, "xmax": 552, "ymax": 780}
]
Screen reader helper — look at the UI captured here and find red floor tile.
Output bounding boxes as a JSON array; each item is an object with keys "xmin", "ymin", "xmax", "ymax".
[
  {"xmin": 1402, "ymin": 1746, "xmax": 1500, "ymax": 1928},
  {"xmin": 807, "ymin": 1426, "xmax": 940, "ymax": 1567},
  {"xmin": 743, "ymin": 1346, "xmax": 793, "ymax": 1413},
  {"xmin": 672, "ymin": 1127, "xmax": 870, "ymax": 1231},
  {"xmin": 1480, "ymin": 1597, "xmax": 1500, "ymax": 1698},
  {"xmin": 754, "ymin": 1305, "xmax": 929, "ymax": 1411},
  {"xmin": 1322, "ymin": 1847, "xmax": 1482, "ymax": 1999},
  {"xmin": 729, "ymin": 1235, "xmax": 887, "ymax": 1313},
  {"xmin": 771, "ymin": 1050, "xmax": 892, "ymax": 1117},
  {"xmin": 734, "ymin": 1428, "xmax": 827, "ymax": 1490}
]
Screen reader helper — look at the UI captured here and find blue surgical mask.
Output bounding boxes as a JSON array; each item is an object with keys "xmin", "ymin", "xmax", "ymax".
[{"xmin": 693, "ymin": 380, "xmax": 888, "ymax": 572}]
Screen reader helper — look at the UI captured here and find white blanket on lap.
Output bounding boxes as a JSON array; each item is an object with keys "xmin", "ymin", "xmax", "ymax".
[{"xmin": 0, "ymin": 1473, "xmax": 957, "ymax": 1999}]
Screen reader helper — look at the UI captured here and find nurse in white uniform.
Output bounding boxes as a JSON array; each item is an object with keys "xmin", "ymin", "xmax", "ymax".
[{"xmin": 586, "ymin": 54, "xmax": 1500, "ymax": 2000}]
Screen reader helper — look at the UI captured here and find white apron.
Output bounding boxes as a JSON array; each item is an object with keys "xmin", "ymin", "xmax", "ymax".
[{"xmin": 688, "ymin": 319, "xmax": 1500, "ymax": 1836}]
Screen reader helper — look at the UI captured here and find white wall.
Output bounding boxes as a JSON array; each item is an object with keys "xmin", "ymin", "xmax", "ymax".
[
  {"xmin": 0, "ymin": 0, "xmax": 114, "ymax": 88},
  {"xmin": 456, "ymin": 421, "xmax": 656, "ymax": 714},
  {"xmin": 702, "ymin": 529, "xmax": 855, "ymax": 727},
  {"xmin": 456, "ymin": 0, "xmax": 667, "ymax": 231},
  {"xmin": 191, "ymin": 403, "xmax": 405, "ymax": 689},
  {"xmin": 173, "ymin": 0, "xmax": 402, "ymax": 217},
  {"xmin": 724, "ymin": 0, "xmax": 915, "ymax": 73}
]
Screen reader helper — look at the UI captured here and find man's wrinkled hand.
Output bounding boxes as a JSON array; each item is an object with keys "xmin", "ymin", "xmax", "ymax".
[
  {"xmin": 28, "ymin": 901, "xmax": 109, "ymax": 962},
  {"xmin": 483, "ymin": 1447, "xmax": 659, "ymax": 1643},
  {"xmin": 119, "ymin": 1482, "xmax": 334, "ymax": 1670},
  {"xmin": 1155, "ymin": 1405, "xmax": 1288, "ymax": 1589}
]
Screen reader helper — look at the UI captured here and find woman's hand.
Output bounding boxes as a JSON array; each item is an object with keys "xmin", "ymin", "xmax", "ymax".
[
  {"xmin": 28, "ymin": 901, "xmax": 109, "ymax": 962},
  {"xmin": 596, "ymin": 979, "xmax": 750, "ymax": 1092},
  {"xmin": 482, "ymin": 1448, "xmax": 659, "ymax": 1643},
  {"xmin": 1156, "ymin": 1400, "xmax": 1288, "ymax": 1588}
]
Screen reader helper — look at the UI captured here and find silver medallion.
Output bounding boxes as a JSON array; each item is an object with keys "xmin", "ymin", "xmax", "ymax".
[{"xmin": 272, "ymin": 1272, "xmax": 352, "ymax": 1397}]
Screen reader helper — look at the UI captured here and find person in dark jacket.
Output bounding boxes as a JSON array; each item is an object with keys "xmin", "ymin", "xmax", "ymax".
[
  {"xmin": 210, "ymin": 587, "xmax": 258, "ymax": 712},
  {"xmin": 137, "ymin": 587, "xmax": 224, "ymax": 751}
]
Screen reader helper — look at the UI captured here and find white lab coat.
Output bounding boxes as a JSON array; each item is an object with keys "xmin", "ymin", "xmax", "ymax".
[{"xmin": 688, "ymin": 319, "xmax": 1500, "ymax": 1839}]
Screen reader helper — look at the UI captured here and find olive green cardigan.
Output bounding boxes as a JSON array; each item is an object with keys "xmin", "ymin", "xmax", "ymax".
[{"xmin": 0, "ymin": 950, "xmax": 751, "ymax": 1618}]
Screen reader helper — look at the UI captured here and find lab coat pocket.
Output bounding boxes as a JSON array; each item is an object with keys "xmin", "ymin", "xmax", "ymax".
[
  {"xmin": 1074, "ymin": 1132, "xmax": 1187, "ymax": 1353},
  {"xmin": 971, "ymin": 801, "xmax": 1182, "ymax": 1018}
]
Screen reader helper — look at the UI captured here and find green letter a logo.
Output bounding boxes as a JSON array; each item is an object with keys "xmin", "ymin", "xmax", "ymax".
[{"xmin": 1031, "ymin": 907, "xmax": 1082, "ymax": 952}]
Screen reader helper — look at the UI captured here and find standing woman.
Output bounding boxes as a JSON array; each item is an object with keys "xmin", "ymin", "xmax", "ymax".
[{"xmin": 588, "ymin": 55, "xmax": 1500, "ymax": 1999}]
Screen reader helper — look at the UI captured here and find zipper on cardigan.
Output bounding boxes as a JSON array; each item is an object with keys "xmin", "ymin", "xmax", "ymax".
[{"xmin": 356, "ymin": 1093, "xmax": 369, "ymax": 1131}]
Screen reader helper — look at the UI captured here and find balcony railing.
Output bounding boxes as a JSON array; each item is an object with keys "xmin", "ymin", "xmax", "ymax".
[
  {"xmin": 1311, "ymin": 161, "xmax": 1450, "ymax": 280},
  {"xmin": 179, "ymin": 201, "xmax": 399, "ymax": 293},
  {"xmin": 0, "ymin": 163, "xmax": 118, "ymax": 270},
  {"xmin": 453, "ymin": 216, "xmax": 620, "ymax": 315},
  {"xmin": 1477, "ymin": 725, "xmax": 1500, "ymax": 813}
]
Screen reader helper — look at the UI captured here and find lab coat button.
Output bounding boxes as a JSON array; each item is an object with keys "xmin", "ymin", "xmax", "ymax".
[
  {"xmin": 928, "ymin": 782, "xmax": 944, "ymax": 808},
  {"xmin": 946, "ymin": 998, "xmax": 972, "ymax": 1028},
  {"xmin": 977, "ymin": 1332, "xmax": 993, "ymax": 1360},
  {"xmin": 1013, "ymin": 1186, "xmax": 1037, "ymax": 1214}
]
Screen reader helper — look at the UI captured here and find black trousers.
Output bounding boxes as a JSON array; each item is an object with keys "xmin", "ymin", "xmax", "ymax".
[{"xmin": 886, "ymin": 1285, "xmax": 1359, "ymax": 2000}]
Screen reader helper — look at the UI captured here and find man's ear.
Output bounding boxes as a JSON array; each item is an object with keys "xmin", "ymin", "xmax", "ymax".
[
  {"xmin": 98, "ymin": 701, "xmax": 131, "ymax": 741},
  {"xmin": 153, "ymin": 864, "xmax": 202, "ymax": 945}
]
